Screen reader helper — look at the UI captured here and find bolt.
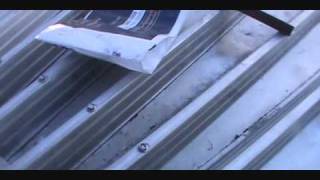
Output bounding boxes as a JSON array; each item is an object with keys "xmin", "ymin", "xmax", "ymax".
[
  {"xmin": 87, "ymin": 103, "xmax": 96, "ymax": 113},
  {"xmin": 137, "ymin": 143, "xmax": 149, "ymax": 153},
  {"xmin": 112, "ymin": 51, "xmax": 121, "ymax": 57},
  {"xmin": 38, "ymin": 75, "xmax": 47, "ymax": 83}
]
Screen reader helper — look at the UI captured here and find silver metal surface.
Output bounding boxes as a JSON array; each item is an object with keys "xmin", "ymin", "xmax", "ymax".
[
  {"xmin": 223, "ymin": 83, "xmax": 320, "ymax": 170},
  {"xmin": 106, "ymin": 10, "xmax": 320, "ymax": 170},
  {"xmin": 207, "ymin": 67, "xmax": 320, "ymax": 169},
  {"xmin": 0, "ymin": 10, "xmax": 76, "ymax": 105},
  {"xmin": 0, "ymin": 51, "xmax": 111, "ymax": 160},
  {"xmin": 8, "ymin": 10, "xmax": 244, "ymax": 170},
  {"xmin": 0, "ymin": 10, "xmax": 319, "ymax": 170}
]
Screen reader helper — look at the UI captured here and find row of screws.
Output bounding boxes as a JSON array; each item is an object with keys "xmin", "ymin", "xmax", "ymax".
[
  {"xmin": 37, "ymin": 74, "xmax": 150, "ymax": 153},
  {"xmin": 87, "ymin": 103, "xmax": 149, "ymax": 153}
]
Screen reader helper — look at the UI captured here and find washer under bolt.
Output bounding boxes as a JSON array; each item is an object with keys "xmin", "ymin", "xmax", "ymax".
[
  {"xmin": 87, "ymin": 103, "xmax": 96, "ymax": 113},
  {"xmin": 138, "ymin": 143, "xmax": 149, "ymax": 153}
]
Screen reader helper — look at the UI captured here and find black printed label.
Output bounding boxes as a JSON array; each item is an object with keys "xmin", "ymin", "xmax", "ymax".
[{"xmin": 64, "ymin": 10, "xmax": 180, "ymax": 40}]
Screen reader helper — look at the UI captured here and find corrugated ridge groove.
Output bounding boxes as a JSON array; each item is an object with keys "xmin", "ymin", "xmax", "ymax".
[
  {"xmin": 0, "ymin": 11, "xmax": 78, "ymax": 106},
  {"xmin": 0, "ymin": 10, "xmax": 60, "ymax": 56},
  {"xmin": 0, "ymin": 43, "xmax": 66, "ymax": 105},
  {"xmin": 0, "ymin": 52, "xmax": 111, "ymax": 159},
  {"xmin": 106, "ymin": 10, "xmax": 320, "ymax": 170},
  {"xmin": 10, "ymin": 11, "xmax": 243, "ymax": 170},
  {"xmin": 0, "ymin": 11, "xmax": 27, "ymax": 29},
  {"xmin": 244, "ymin": 88, "xmax": 320, "ymax": 169},
  {"xmin": 0, "ymin": 11, "xmax": 35, "ymax": 37},
  {"xmin": 208, "ymin": 67, "xmax": 320, "ymax": 169}
]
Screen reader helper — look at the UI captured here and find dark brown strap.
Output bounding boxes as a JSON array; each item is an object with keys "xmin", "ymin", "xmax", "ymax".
[{"xmin": 240, "ymin": 10, "xmax": 294, "ymax": 36}]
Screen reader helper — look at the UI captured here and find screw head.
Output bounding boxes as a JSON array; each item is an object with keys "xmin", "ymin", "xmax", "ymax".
[
  {"xmin": 87, "ymin": 103, "xmax": 96, "ymax": 113},
  {"xmin": 112, "ymin": 51, "xmax": 121, "ymax": 57},
  {"xmin": 138, "ymin": 143, "xmax": 149, "ymax": 153},
  {"xmin": 38, "ymin": 75, "xmax": 47, "ymax": 83}
]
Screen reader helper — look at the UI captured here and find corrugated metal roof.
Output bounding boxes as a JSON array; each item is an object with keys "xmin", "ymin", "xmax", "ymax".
[{"xmin": 0, "ymin": 10, "xmax": 320, "ymax": 170}]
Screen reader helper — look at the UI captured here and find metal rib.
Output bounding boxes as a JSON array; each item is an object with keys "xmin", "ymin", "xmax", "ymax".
[
  {"xmin": 208, "ymin": 67, "xmax": 320, "ymax": 169},
  {"xmin": 0, "ymin": 51, "xmax": 112, "ymax": 160},
  {"xmin": 106, "ymin": 10, "xmax": 320, "ymax": 170},
  {"xmin": 9, "ymin": 10, "xmax": 244, "ymax": 170},
  {"xmin": 0, "ymin": 10, "xmax": 78, "ymax": 105}
]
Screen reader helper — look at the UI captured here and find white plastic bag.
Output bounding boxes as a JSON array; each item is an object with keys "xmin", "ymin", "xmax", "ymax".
[{"xmin": 36, "ymin": 10, "xmax": 217, "ymax": 74}]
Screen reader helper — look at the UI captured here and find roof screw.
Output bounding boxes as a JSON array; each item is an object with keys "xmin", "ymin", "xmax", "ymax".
[
  {"xmin": 137, "ymin": 143, "xmax": 149, "ymax": 153},
  {"xmin": 87, "ymin": 103, "xmax": 96, "ymax": 113},
  {"xmin": 112, "ymin": 51, "xmax": 121, "ymax": 57},
  {"xmin": 38, "ymin": 75, "xmax": 47, "ymax": 83}
]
